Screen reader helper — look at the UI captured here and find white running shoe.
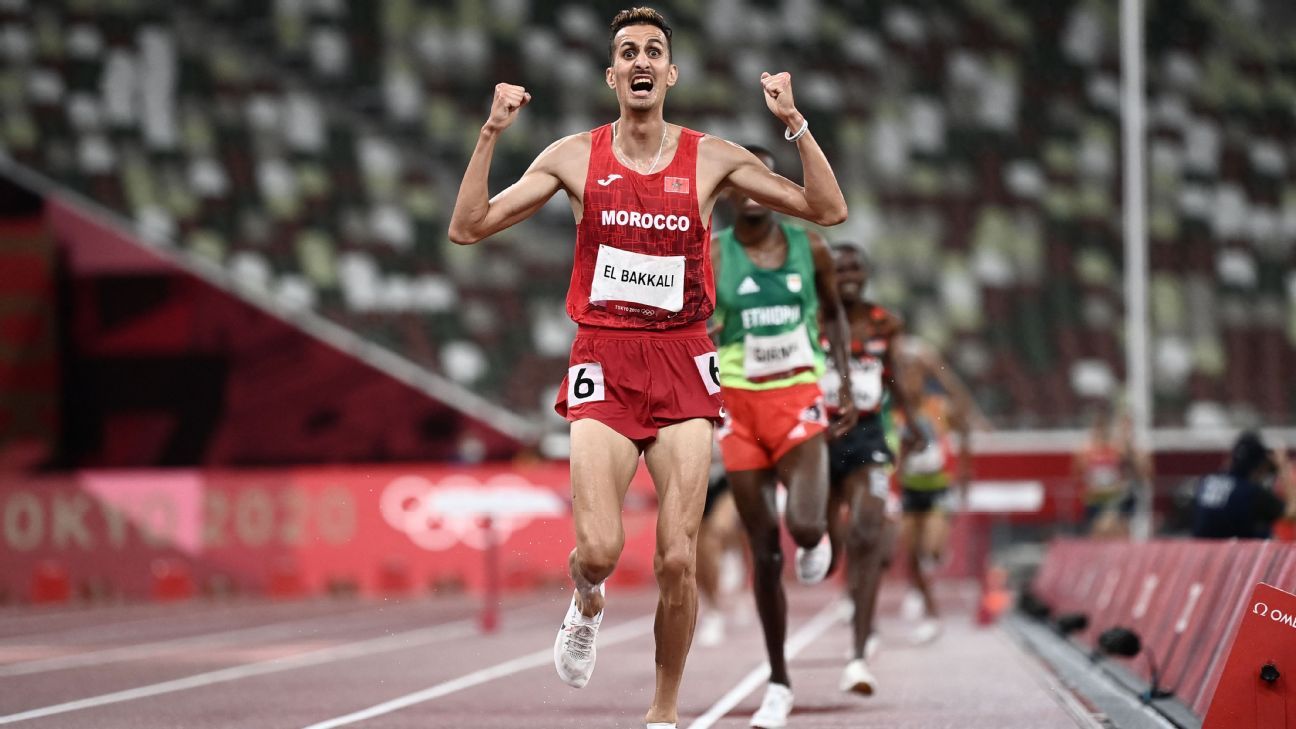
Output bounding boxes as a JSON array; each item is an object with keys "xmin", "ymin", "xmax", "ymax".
[
  {"xmin": 646, "ymin": 724, "xmax": 676, "ymax": 729},
  {"xmin": 835, "ymin": 596, "xmax": 854, "ymax": 624},
  {"xmin": 794, "ymin": 536, "xmax": 832, "ymax": 584},
  {"xmin": 910, "ymin": 617, "xmax": 942, "ymax": 645},
  {"xmin": 865, "ymin": 633, "xmax": 881, "ymax": 661},
  {"xmin": 696, "ymin": 610, "xmax": 725, "ymax": 648},
  {"xmin": 750, "ymin": 682, "xmax": 793, "ymax": 728},
  {"xmin": 554, "ymin": 583, "xmax": 604, "ymax": 688},
  {"xmin": 846, "ymin": 633, "xmax": 881, "ymax": 661},
  {"xmin": 899, "ymin": 588, "xmax": 925, "ymax": 621},
  {"xmin": 840, "ymin": 658, "xmax": 878, "ymax": 696}
]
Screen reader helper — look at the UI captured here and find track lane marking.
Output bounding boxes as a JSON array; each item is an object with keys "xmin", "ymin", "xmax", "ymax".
[
  {"xmin": 0, "ymin": 599, "xmax": 416, "ymax": 646},
  {"xmin": 0, "ymin": 606, "xmax": 391, "ymax": 677},
  {"xmin": 0, "ymin": 597, "xmax": 547, "ymax": 674},
  {"xmin": 0, "ymin": 611, "xmax": 518, "ymax": 726},
  {"xmin": 300, "ymin": 613, "xmax": 658, "ymax": 729},
  {"xmin": 687, "ymin": 602, "xmax": 840, "ymax": 729}
]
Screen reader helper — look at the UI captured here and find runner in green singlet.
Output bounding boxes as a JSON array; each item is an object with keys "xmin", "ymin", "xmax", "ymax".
[{"xmin": 711, "ymin": 145, "xmax": 857, "ymax": 728}]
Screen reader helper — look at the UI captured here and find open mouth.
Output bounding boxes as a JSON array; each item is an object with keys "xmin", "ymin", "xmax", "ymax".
[{"xmin": 630, "ymin": 76, "xmax": 654, "ymax": 96}]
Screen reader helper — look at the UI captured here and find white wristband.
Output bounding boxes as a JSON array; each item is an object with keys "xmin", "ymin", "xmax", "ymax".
[{"xmin": 784, "ymin": 118, "xmax": 809, "ymax": 142}]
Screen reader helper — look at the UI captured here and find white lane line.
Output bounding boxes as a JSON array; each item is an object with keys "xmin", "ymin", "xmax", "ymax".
[
  {"xmin": 687, "ymin": 603, "xmax": 840, "ymax": 729},
  {"xmin": 0, "ymin": 619, "xmax": 481, "ymax": 725},
  {"xmin": 301, "ymin": 613, "xmax": 658, "ymax": 729},
  {"xmin": 0, "ymin": 606, "xmax": 388, "ymax": 677},
  {"xmin": 0, "ymin": 599, "xmax": 413, "ymax": 646}
]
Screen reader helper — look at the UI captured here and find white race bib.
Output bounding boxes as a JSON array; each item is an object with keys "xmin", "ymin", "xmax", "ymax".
[
  {"xmin": 567, "ymin": 363, "xmax": 605, "ymax": 405},
  {"xmin": 821, "ymin": 356, "xmax": 883, "ymax": 411},
  {"xmin": 694, "ymin": 352, "xmax": 721, "ymax": 395},
  {"xmin": 743, "ymin": 323, "xmax": 816, "ymax": 380},
  {"xmin": 589, "ymin": 244, "xmax": 685, "ymax": 313},
  {"xmin": 904, "ymin": 439, "xmax": 946, "ymax": 476}
]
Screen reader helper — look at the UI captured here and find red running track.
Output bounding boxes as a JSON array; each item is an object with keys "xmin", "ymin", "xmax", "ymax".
[{"xmin": 0, "ymin": 583, "xmax": 1089, "ymax": 728}]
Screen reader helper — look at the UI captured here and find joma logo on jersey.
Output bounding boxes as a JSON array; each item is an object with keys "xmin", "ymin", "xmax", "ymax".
[{"xmin": 600, "ymin": 209, "xmax": 692, "ymax": 232}]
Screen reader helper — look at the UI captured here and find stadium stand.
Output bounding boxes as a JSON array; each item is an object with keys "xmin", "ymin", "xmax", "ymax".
[{"xmin": 1, "ymin": 0, "xmax": 1294, "ymax": 429}]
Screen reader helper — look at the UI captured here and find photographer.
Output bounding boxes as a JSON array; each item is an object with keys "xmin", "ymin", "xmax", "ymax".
[{"xmin": 1192, "ymin": 431, "xmax": 1296, "ymax": 539}]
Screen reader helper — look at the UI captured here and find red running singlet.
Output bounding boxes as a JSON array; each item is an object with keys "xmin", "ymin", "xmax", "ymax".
[{"xmin": 566, "ymin": 124, "xmax": 715, "ymax": 329}]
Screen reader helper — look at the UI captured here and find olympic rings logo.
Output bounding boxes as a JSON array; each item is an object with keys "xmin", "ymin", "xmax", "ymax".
[{"xmin": 380, "ymin": 475, "xmax": 566, "ymax": 551}]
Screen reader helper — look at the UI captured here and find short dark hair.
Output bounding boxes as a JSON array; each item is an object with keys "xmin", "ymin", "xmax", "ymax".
[
  {"xmin": 1231, "ymin": 430, "xmax": 1275, "ymax": 477},
  {"xmin": 608, "ymin": 7, "xmax": 672, "ymax": 61},
  {"xmin": 832, "ymin": 242, "xmax": 871, "ymax": 270}
]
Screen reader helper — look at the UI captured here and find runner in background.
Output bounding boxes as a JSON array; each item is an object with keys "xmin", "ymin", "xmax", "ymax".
[
  {"xmin": 711, "ymin": 146, "xmax": 857, "ymax": 728},
  {"xmin": 819, "ymin": 244, "xmax": 921, "ymax": 696},
  {"xmin": 891, "ymin": 335, "xmax": 988, "ymax": 644},
  {"xmin": 1072, "ymin": 406, "xmax": 1151, "ymax": 538}
]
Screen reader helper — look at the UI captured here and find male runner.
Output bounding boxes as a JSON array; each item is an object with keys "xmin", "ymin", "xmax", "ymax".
[
  {"xmin": 1073, "ymin": 406, "xmax": 1150, "ymax": 537},
  {"xmin": 448, "ymin": 8, "xmax": 847, "ymax": 728},
  {"xmin": 710, "ymin": 147, "xmax": 857, "ymax": 728},
  {"xmin": 820, "ymin": 244, "xmax": 921, "ymax": 696},
  {"xmin": 892, "ymin": 336, "xmax": 986, "ymax": 643}
]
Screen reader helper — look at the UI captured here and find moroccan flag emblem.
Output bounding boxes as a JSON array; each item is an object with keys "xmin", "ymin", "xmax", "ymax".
[{"xmin": 665, "ymin": 176, "xmax": 689, "ymax": 194}]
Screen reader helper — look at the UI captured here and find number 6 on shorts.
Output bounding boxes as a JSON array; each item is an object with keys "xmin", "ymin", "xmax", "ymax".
[
  {"xmin": 693, "ymin": 352, "xmax": 721, "ymax": 395},
  {"xmin": 568, "ymin": 363, "xmax": 605, "ymax": 405}
]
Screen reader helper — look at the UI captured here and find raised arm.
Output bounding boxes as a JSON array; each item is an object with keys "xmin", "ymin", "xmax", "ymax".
[
  {"xmin": 714, "ymin": 73, "xmax": 848, "ymax": 226},
  {"xmin": 449, "ymin": 83, "xmax": 567, "ymax": 245},
  {"xmin": 883, "ymin": 316, "xmax": 926, "ymax": 454},
  {"xmin": 915, "ymin": 339, "xmax": 993, "ymax": 432}
]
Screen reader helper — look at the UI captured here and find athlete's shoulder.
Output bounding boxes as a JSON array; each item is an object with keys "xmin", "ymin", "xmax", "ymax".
[
  {"xmin": 801, "ymin": 227, "xmax": 829, "ymax": 247},
  {"xmin": 531, "ymin": 132, "xmax": 592, "ymax": 180},
  {"xmin": 697, "ymin": 134, "xmax": 750, "ymax": 163},
  {"xmin": 541, "ymin": 131, "xmax": 592, "ymax": 158},
  {"xmin": 865, "ymin": 302, "xmax": 904, "ymax": 333}
]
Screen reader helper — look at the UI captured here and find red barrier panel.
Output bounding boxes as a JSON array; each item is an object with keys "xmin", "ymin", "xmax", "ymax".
[
  {"xmin": 0, "ymin": 463, "xmax": 661, "ymax": 603},
  {"xmin": 1034, "ymin": 539, "xmax": 1296, "ymax": 720},
  {"xmin": 1136, "ymin": 542, "xmax": 1216, "ymax": 686},
  {"xmin": 1185, "ymin": 542, "xmax": 1284, "ymax": 715},
  {"xmin": 1201, "ymin": 583, "xmax": 1296, "ymax": 728}
]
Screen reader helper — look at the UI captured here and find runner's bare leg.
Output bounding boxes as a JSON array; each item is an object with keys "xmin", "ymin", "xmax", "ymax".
[
  {"xmin": 728, "ymin": 468, "xmax": 788, "ymax": 684},
  {"xmin": 903, "ymin": 512, "xmax": 939, "ymax": 618},
  {"xmin": 842, "ymin": 468, "xmax": 888, "ymax": 659},
  {"xmin": 642, "ymin": 417, "xmax": 713, "ymax": 725},
  {"xmin": 568, "ymin": 418, "xmax": 642, "ymax": 617}
]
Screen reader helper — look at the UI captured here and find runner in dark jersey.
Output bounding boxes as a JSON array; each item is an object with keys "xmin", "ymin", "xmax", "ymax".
[
  {"xmin": 449, "ymin": 9, "xmax": 848, "ymax": 729},
  {"xmin": 819, "ymin": 244, "xmax": 922, "ymax": 697},
  {"xmin": 710, "ymin": 147, "xmax": 857, "ymax": 728}
]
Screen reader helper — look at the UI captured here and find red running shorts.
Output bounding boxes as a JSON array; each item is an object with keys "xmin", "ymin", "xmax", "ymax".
[
  {"xmin": 554, "ymin": 323, "xmax": 725, "ymax": 443},
  {"xmin": 717, "ymin": 382, "xmax": 829, "ymax": 471}
]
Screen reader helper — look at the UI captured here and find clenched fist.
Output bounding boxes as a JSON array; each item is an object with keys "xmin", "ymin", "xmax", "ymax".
[
  {"xmin": 484, "ymin": 83, "xmax": 531, "ymax": 134},
  {"xmin": 759, "ymin": 72, "xmax": 801, "ymax": 128}
]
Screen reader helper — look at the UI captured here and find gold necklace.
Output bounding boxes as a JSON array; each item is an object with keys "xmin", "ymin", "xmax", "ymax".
[{"xmin": 613, "ymin": 121, "xmax": 667, "ymax": 175}]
